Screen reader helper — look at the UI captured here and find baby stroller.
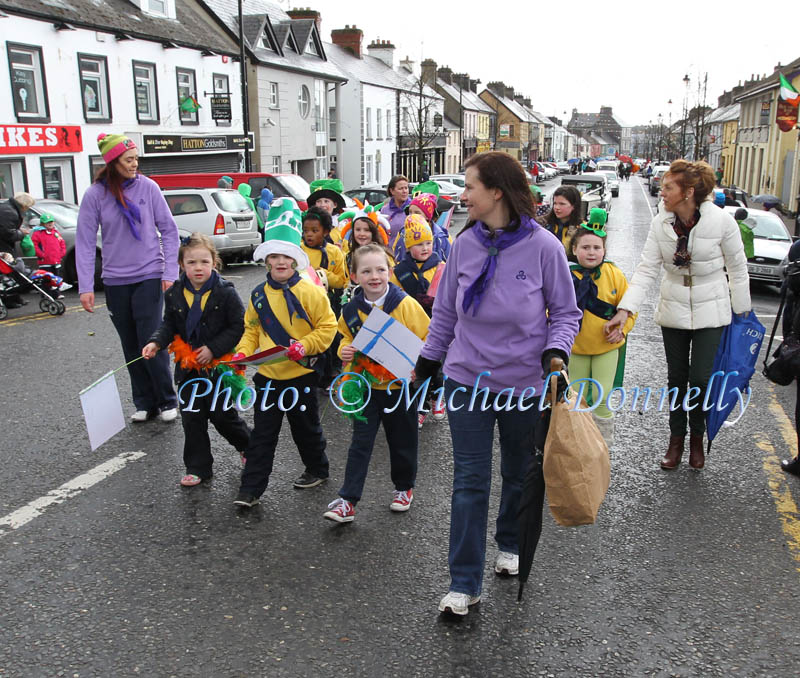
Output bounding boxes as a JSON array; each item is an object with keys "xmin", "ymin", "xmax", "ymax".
[{"xmin": 0, "ymin": 254, "xmax": 66, "ymax": 320}]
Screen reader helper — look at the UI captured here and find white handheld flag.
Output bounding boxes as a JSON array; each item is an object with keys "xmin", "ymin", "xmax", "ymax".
[{"xmin": 80, "ymin": 372, "xmax": 126, "ymax": 451}]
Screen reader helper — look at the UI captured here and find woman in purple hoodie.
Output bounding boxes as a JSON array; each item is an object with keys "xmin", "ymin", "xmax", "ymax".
[
  {"xmin": 415, "ymin": 152, "xmax": 581, "ymax": 616},
  {"xmin": 379, "ymin": 175, "xmax": 411, "ymax": 242},
  {"xmin": 76, "ymin": 133, "xmax": 179, "ymax": 423}
]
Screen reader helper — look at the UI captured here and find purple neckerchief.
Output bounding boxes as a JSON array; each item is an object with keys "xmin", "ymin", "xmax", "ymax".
[
  {"xmin": 102, "ymin": 176, "xmax": 142, "ymax": 240},
  {"xmin": 462, "ymin": 215, "xmax": 538, "ymax": 316}
]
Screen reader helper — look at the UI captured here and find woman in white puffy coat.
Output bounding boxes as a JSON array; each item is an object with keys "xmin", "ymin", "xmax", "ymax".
[{"xmin": 605, "ymin": 160, "xmax": 751, "ymax": 471}]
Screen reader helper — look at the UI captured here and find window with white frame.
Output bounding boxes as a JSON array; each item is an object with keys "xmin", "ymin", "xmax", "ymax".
[
  {"xmin": 329, "ymin": 106, "xmax": 337, "ymax": 140},
  {"xmin": 366, "ymin": 108, "xmax": 372, "ymax": 138},
  {"xmin": 133, "ymin": 61, "xmax": 159, "ymax": 123},
  {"xmin": 313, "ymin": 80, "xmax": 326, "ymax": 135},
  {"xmin": 8, "ymin": 43, "xmax": 49, "ymax": 122},
  {"xmin": 365, "ymin": 155, "xmax": 373, "ymax": 184},
  {"xmin": 213, "ymin": 73, "xmax": 230, "ymax": 127},
  {"xmin": 269, "ymin": 82, "xmax": 279, "ymax": 108},
  {"xmin": 386, "ymin": 109, "xmax": 392, "ymax": 139},
  {"xmin": 298, "ymin": 85, "xmax": 310, "ymax": 119},
  {"xmin": 78, "ymin": 54, "xmax": 111, "ymax": 122},
  {"xmin": 271, "ymin": 156, "xmax": 281, "ymax": 173},
  {"xmin": 147, "ymin": 0, "xmax": 167, "ymax": 15},
  {"xmin": 177, "ymin": 67, "xmax": 198, "ymax": 124},
  {"xmin": 377, "ymin": 109, "xmax": 382, "ymax": 139}
]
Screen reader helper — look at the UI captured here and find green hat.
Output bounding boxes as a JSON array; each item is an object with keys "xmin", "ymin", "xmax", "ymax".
[
  {"xmin": 252, "ymin": 197, "xmax": 309, "ymax": 269},
  {"xmin": 413, "ymin": 180, "xmax": 439, "ymax": 198},
  {"xmin": 39, "ymin": 212, "xmax": 55, "ymax": 224},
  {"xmin": 308, "ymin": 178, "xmax": 345, "ymax": 211},
  {"xmin": 529, "ymin": 185, "xmax": 543, "ymax": 201},
  {"xmin": 587, "ymin": 207, "xmax": 607, "ymax": 228}
]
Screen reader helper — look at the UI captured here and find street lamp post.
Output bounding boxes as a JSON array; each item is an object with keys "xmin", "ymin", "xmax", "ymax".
[
  {"xmin": 237, "ymin": 0, "xmax": 251, "ymax": 171},
  {"xmin": 681, "ymin": 74, "xmax": 690, "ymax": 159}
]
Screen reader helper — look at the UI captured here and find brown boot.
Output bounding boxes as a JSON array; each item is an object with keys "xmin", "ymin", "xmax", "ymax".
[
  {"xmin": 660, "ymin": 435, "xmax": 685, "ymax": 470},
  {"xmin": 689, "ymin": 433, "xmax": 705, "ymax": 470}
]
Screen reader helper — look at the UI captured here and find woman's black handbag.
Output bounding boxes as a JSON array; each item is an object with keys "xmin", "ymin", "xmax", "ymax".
[{"xmin": 763, "ymin": 262, "xmax": 800, "ymax": 385}]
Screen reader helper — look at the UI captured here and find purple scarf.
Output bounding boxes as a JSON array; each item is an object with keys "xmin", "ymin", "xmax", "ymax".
[
  {"xmin": 462, "ymin": 216, "xmax": 537, "ymax": 316},
  {"xmin": 103, "ymin": 177, "xmax": 142, "ymax": 240}
]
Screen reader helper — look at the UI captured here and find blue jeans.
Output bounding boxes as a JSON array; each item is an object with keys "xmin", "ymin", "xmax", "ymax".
[
  {"xmin": 445, "ymin": 378, "xmax": 540, "ymax": 597},
  {"xmin": 338, "ymin": 388, "xmax": 418, "ymax": 504},
  {"xmin": 104, "ymin": 278, "xmax": 177, "ymax": 412}
]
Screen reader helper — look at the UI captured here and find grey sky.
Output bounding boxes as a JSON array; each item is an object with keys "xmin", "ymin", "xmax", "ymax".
[{"xmin": 297, "ymin": 0, "xmax": 796, "ymax": 126}]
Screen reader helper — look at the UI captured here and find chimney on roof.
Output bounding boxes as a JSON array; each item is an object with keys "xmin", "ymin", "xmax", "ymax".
[
  {"xmin": 331, "ymin": 25, "xmax": 364, "ymax": 58},
  {"xmin": 367, "ymin": 38, "xmax": 395, "ymax": 68},
  {"xmin": 437, "ymin": 66, "xmax": 453, "ymax": 85},
  {"xmin": 775, "ymin": 62, "xmax": 782, "ymax": 72},
  {"xmin": 599, "ymin": 106, "xmax": 612, "ymax": 116},
  {"xmin": 504, "ymin": 86, "xmax": 515, "ymax": 100},
  {"xmin": 287, "ymin": 7, "xmax": 321, "ymax": 34},
  {"xmin": 469, "ymin": 78, "xmax": 479, "ymax": 93},
  {"xmin": 452, "ymin": 73, "xmax": 468, "ymax": 90},
  {"xmin": 523, "ymin": 97, "xmax": 531, "ymax": 108},
  {"xmin": 514, "ymin": 94, "xmax": 525, "ymax": 106},
  {"xmin": 398, "ymin": 56, "xmax": 414, "ymax": 74},
  {"xmin": 421, "ymin": 58, "xmax": 437, "ymax": 86}
]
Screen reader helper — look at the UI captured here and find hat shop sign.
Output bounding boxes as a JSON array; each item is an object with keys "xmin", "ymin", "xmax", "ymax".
[{"xmin": 0, "ymin": 125, "xmax": 83, "ymax": 154}]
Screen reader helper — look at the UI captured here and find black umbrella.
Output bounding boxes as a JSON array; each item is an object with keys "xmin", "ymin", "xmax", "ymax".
[
  {"xmin": 517, "ymin": 444, "xmax": 545, "ymax": 601},
  {"xmin": 517, "ymin": 361, "xmax": 561, "ymax": 601}
]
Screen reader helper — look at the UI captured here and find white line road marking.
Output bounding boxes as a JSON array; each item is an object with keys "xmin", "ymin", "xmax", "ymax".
[
  {"xmin": 637, "ymin": 177, "xmax": 655, "ymax": 218},
  {"xmin": 0, "ymin": 451, "xmax": 146, "ymax": 536}
]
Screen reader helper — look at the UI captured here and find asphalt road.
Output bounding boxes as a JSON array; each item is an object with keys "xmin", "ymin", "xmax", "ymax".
[{"xmin": 1, "ymin": 177, "xmax": 799, "ymax": 677}]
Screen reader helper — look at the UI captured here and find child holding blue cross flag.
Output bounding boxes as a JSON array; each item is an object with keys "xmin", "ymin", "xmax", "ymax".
[{"xmin": 323, "ymin": 243, "xmax": 430, "ymax": 523}]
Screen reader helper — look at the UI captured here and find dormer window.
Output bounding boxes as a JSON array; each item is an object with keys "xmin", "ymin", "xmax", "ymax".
[
  {"xmin": 305, "ymin": 37, "xmax": 320, "ymax": 57},
  {"xmin": 136, "ymin": 0, "xmax": 175, "ymax": 19}
]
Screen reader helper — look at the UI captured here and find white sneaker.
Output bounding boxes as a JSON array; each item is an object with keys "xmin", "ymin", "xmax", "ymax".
[
  {"xmin": 438, "ymin": 591, "xmax": 480, "ymax": 616},
  {"xmin": 159, "ymin": 407, "xmax": 178, "ymax": 422},
  {"xmin": 494, "ymin": 551, "xmax": 519, "ymax": 576},
  {"xmin": 130, "ymin": 410, "xmax": 150, "ymax": 423},
  {"xmin": 58, "ymin": 282, "xmax": 72, "ymax": 291}
]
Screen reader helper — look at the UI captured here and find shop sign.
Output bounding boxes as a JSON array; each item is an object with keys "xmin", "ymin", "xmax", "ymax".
[
  {"xmin": 143, "ymin": 133, "xmax": 254, "ymax": 154},
  {"xmin": 210, "ymin": 95, "xmax": 232, "ymax": 121},
  {"xmin": 776, "ymin": 99, "xmax": 798, "ymax": 132},
  {"xmin": 0, "ymin": 125, "xmax": 83, "ymax": 155},
  {"xmin": 499, "ymin": 124, "xmax": 510, "ymax": 138}
]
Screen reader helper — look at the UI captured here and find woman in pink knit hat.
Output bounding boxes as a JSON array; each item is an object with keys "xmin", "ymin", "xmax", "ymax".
[{"xmin": 76, "ymin": 133, "xmax": 180, "ymax": 423}]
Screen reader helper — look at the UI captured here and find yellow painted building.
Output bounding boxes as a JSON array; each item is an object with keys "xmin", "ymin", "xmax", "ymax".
[
  {"xmin": 721, "ymin": 119, "xmax": 739, "ymax": 186},
  {"xmin": 734, "ymin": 59, "xmax": 800, "ymax": 205}
]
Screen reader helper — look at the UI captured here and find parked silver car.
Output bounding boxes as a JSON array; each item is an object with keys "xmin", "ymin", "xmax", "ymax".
[
  {"xmin": 724, "ymin": 206, "xmax": 793, "ymax": 285},
  {"xmin": 598, "ymin": 170, "xmax": 620, "ymax": 198},
  {"xmin": 163, "ymin": 188, "xmax": 261, "ymax": 263}
]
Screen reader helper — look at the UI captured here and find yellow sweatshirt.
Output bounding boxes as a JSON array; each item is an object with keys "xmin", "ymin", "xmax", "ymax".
[
  {"xmin": 571, "ymin": 261, "xmax": 636, "ymax": 355},
  {"xmin": 337, "ymin": 294, "xmax": 430, "ymax": 391},
  {"xmin": 390, "ymin": 259, "xmax": 437, "ymax": 289},
  {"xmin": 237, "ymin": 278, "xmax": 337, "ymax": 380},
  {"xmin": 302, "ymin": 242, "xmax": 347, "ymax": 290}
]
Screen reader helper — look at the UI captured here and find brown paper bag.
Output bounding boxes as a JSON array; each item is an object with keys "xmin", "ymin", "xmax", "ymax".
[{"xmin": 543, "ymin": 373, "xmax": 610, "ymax": 527}]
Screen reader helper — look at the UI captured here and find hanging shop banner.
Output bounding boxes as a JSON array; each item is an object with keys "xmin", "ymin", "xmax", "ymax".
[
  {"xmin": 776, "ymin": 100, "xmax": 798, "ymax": 133},
  {"xmin": 142, "ymin": 133, "xmax": 254, "ymax": 154},
  {"xmin": 210, "ymin": 95, "xmax": 232, "ymax": 121},
  {"xmin": 0, "ymin": 125, "xmax": 83, "ymax": 155}
]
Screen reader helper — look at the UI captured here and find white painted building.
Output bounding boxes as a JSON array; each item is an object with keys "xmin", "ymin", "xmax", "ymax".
[{"xmin": 1, "ymin": 0, "xmax": 244, "ymax": 202}]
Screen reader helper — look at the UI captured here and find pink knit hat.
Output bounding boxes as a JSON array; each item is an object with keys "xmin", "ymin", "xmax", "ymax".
[{"xmin": 97, "ymin": 133, "xmax": 137, "ymax": 164}]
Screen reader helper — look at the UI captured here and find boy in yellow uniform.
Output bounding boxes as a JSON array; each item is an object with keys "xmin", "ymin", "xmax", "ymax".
[
  {"xmin": 233, "ymin": 198, "xmax": 337, "ymax": 508},
  {"xmin": 301, "ymin": 207, "xmax": 348, "ymax": 292},
  {"xmin": 302, "ymin": 206, "xmax": 347, "ymax": 388},
  {"xmin": 390, "ymin": 214, "xmax": 442, "ymax": 317},
  {"xmin": 323, "ymin": 244, "xmax": 430, "ymax": 522}
]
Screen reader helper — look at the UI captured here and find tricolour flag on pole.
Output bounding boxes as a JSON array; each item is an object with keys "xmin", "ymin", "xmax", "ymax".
[{"xmin": 779, "ymin": 74, "xmax": 799, "ymax": 107}]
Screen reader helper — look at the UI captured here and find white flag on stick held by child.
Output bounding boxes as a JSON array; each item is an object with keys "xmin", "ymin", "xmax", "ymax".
[
  {"xmin": 351, "ymin": 308, "xmax": 424, "ymax": 382},
  {"xmin": 80, "ymin": 372, "xmax": 126, "ymax": 451}
]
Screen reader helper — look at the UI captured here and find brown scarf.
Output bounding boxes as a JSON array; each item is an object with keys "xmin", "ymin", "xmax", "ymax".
[{"xmin": 672, "ymin": 209, "xmax": 701, "ymax": 268}]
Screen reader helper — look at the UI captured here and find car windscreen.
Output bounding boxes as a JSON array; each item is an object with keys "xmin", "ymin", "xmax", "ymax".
[
  {"xmin": 212, "ymin": 191, "xmax": 252, "ymax": 213},
  {"xmin": 600, "ymin": 172, "xmax": 617, "ymax": 181},
  {"xmin": 276, "ymin": 174, "xmax": 311, "ymax": 201},
  {"xmin": 751, "ymin": 214, "xmax": 790, "ymax": 240},
  {"xmin": 562, "ymin": 180, "xmax": 603, "ymax": 193},
  {"xmin": 33, "ymin": 203, "xmax": 79, "ymax": 228}
]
